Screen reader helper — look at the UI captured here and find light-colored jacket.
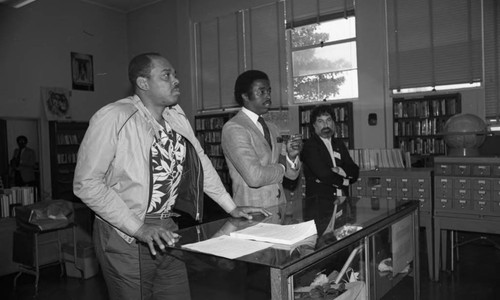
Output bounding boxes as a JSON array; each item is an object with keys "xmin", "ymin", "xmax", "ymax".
[
  {"xmin": 74, "ymin": 95, "xmax": 235, "ymax": 240},
  {"xmin": 221, "ymin": 110, "xmax": 301, "ymax": 207}
]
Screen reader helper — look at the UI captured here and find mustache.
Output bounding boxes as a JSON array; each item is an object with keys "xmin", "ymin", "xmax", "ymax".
[{"xmin": 321, "ymin": 127, "xmax": 333, "ymax": 133}]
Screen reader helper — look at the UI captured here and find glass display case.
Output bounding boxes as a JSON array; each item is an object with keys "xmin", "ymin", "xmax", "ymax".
[{"xmin": 140, "ymin": 196, "xmax": 419, "ymax": 300}]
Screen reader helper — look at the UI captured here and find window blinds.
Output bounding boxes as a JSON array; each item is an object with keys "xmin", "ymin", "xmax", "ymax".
[
  {"xmin": 194, "ymin": 2, "xmax": 286, "ymax": 111},
  {"xmin": 386, "ymin": 0, "xmax": 482, "ymax": 91},
  {"xmin": 285, "ymin": 0, "xmax": 355, "ymax": 27},
  {"xmin": 484, "ymin": 0, "xmax": 500, "ymax": 119}
]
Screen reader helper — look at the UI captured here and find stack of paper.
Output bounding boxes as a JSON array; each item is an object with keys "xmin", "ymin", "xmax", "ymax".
[
  {"xmin": 182, "ymin": 220, "xmax": 318, "ymax": 259},
  {"xmin": 229, "ymin": 220, "xmax": 317, "ymax": 246}
]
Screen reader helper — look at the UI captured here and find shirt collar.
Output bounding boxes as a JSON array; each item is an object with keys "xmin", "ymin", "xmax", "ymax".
[
  {"xmin": 319, "ymin": 136, "xmax": 332, "ymax": 144},
  {"xmin": 241, "ymin": 107, "xmax": 260, "ymax": 125}
]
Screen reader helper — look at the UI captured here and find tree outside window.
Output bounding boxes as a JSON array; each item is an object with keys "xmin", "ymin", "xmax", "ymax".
[{"xmin": 289, "ymin": 16, "xmax": 358, "ymax": 103}]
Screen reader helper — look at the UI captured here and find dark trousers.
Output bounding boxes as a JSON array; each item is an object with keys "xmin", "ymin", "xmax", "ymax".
[{"xmin": 93, "ymin": 218, "xmax": 190, "ymax": 300}]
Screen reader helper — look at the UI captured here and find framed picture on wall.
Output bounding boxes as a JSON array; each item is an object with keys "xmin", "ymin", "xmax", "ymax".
[{"xmin": 71, "ymin": 52, "xmax": 94, "ymax": 91}]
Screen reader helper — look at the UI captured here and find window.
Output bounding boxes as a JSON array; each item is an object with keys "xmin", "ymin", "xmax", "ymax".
[
  {"xmin": 386, "ymin": 0, "xmax": 482, "ymax": 94},
  {"xmin": 288, "ymin": 15, "xmax": 358, "ymax": 104}
]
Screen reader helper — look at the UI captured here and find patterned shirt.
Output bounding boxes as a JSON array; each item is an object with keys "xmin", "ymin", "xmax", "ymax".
[{"xmin": 147, "ymin": 121, "xmax": 186, "ymax": 215}]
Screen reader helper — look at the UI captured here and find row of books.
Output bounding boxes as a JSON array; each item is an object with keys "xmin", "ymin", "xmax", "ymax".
[
  {"xmin": 203, "ymin": 144, "xmax": 224, "ymax": 156},
  {"xmin": 197, "ymin": 131, "xmax": 222, "ymax": 143},
  {"xmin": 0, "ymin": 186, "xmax": 36, "ymax": 218},
  {"xmin": 209, "ymin": 157, "xmax": 226, "ymax": 170},
  {"xmin": 195, "ymin": 117, "xmax": 226, "ymax": 130},
  {"xmin": 300, "ymin": 123, "xmax": 350, "ymax": 140},
  {"xmin": 57, "ymin": 152, "xmax": 78, "ymax": 164},
  {"xmin": 394, "ymin": 98, "xmax": 458, "ymax": 119},
  {"xmin": 394, "ymin": 118, "xmax": 448, "ymax": 137},
  {"xmin": 301, "ymin": 106, "xmax": 349, "ymax": 123},
  {"xmin": 57, "ymin": 134, "xmax": 80, "ymax": 145},
  {"xmin": 398, "ymin": 138, "xmax": 446, "ymax": 155},
  {"xmin": 348, "ymin": 149, "xmax": 406, "ymax": 171}
]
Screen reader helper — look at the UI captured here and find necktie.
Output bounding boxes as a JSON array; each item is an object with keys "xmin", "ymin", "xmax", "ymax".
[{"xmin": 258, "ymin": 116, "xmax": 272, "ymax": 150}]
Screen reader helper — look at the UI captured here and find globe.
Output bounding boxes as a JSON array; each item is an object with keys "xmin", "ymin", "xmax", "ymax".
[{"xmin": 442, "ymin": 113, "xmax": 488, "ymax": 157}]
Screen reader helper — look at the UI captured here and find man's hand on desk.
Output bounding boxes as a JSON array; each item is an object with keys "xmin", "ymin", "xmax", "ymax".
[
  {"xmin": 134, "ymin": 223, "xmax": 180, "ymax": 256},
  {"xmin": 229, "ymin": 206, "xmax": 272, "ymax": 220}
]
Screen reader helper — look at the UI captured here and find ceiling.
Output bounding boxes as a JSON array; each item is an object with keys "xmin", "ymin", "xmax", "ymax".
[
  {"xmin": 0, "ymin": 0, "xmax": 162, "ymax": 13},
  {"xmin": 81, "ymin": 0, "xmax": 162, "ymax": 13}
]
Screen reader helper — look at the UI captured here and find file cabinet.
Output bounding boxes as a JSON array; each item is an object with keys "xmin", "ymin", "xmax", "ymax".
[
  {"xmin": 350, "ymin": 168, "xmax": 434, "ymax": 279},
  {"xmin": 433, "ymin": 156, "xmax": 500, "ymax": 281}
]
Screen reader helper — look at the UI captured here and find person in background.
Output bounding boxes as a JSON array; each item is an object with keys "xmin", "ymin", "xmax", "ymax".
[
  {"xmin": 73, "ymin": 53, "xmax": 270, "ymax": 300},
  {"xmin": 10, "ymin": 135, "xmax": 36, "ymax": 187},
  {"xmin": 301, "ymin": 105, "xmax": 359, "ymax": 199},
  {"xmin": 221, "ymin": 70, "xmax": 302, "ymax": 208}
]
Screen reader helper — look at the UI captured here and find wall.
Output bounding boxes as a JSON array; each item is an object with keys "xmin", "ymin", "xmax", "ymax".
[
  {"xmin": 0, "ymin": 0, "xmax": 130, "ymax": 197},
  {"xmin": 181, "ymin": 0, "xmax": 487, "ymax": 149}
]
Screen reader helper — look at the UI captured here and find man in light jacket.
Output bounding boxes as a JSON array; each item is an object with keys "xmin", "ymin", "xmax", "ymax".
[{"xmin": 74, "ymin": 53, "xmax": 269, "ymax": 300}]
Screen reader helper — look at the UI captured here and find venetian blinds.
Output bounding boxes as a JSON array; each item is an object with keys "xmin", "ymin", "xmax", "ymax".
[
  {"xmin": 386, "ymin": 0, "xmax": 482, "ymax": 91},
  {"xmin": 484, "ymin": 0, "xmax": 500, "ymax": 119},
  {"xmin": 285, "ymin": 0, "xmax": 355, "ymax": 27},
  {"xmin": 194, "ymin": 2, "xmax": 286, "ymax": 111}
]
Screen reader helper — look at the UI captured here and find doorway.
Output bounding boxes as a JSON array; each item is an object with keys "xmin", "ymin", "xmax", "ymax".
[{"xmin": 0, "ymin": 118, "xmax": 41, "ymax": 196}]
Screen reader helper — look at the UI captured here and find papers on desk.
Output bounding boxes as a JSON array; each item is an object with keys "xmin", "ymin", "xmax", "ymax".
[
  {"xmin": 230, "ymin": 220, "xmax": 317, "ymax": 246},
  {"xmin": 181, "ymin": 220, "xmax": 318, "ymax": 260},
  {"xmin": 182, "ymin": 235, "xmax": 272, "ymax": 259}
]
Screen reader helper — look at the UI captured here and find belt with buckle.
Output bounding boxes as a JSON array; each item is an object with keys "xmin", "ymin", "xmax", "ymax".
[{"xmin": 145, "ymin": 211, "xmax": 181, "ymax": 220}]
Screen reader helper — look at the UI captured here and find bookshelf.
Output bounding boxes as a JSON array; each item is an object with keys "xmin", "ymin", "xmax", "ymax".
[
  {"xmin": 393, "ymin": 93, "xmax": 461, "ymax": 167},
  {"xmin": 298, "ymin": 102, "xmax": 354, "ymax": 149},
  {"xmin": 195, "ymin": 112, "xmax": 236, "ymax": 191},
  {"xmin": 49, "ymin": 121, "xmax": 88, "ymax": 202},
  {"xmin": 194, "ymin": 112, "xmax": 236, "ymax": 222}
]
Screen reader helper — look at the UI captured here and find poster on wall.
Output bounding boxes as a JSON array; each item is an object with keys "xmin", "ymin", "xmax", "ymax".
[
  {"xmin": 71, "ymin": 52, "xmax": 94, "ymax": 91},
  {"xmin": 41, "ymin": 87, "xmax": 72, "ymax": 121}
]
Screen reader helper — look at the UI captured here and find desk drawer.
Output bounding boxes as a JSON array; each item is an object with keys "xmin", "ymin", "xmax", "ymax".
[
  {"xmin": 472, "ymin": 190, "xmax": 491, "ymax": 201},
  {"xmin": 435, "ymin": 164, "xmax": 452, "ymax": 175},
  {"xmin": 435, "ymin": 187, "xmax": 453, "ymax": 198},
  {"xmin": 472, "ymin": 179, "xmax": 491, "ymax": 191},
  {"xmin": 368, "ymin": 186, "xmax": 381, "ymax": 197},
  {"xmin": 473, "ymin": 200, "xmax": 491, "ymax": 213},
  {"xmin": 381, "ymin": 187, "xmax": 396, "ymax": 197},
  {"xmin": 413, "ymin": 188, "xmax": 429, "ymax": 199},
  {"xmin": 472, "ymin": 165, "xmax": 491, "ymax": 177},
  {"xmin": 397, "ymin": 187, "xmax": 411, "ymax": 198},
  {"xmin": 453, "ymin": 189, "xmax": 471, "ymax": 200},
  {"xmin": 413, "ymin": 178, "xmax": 430, "ymax": 189},
  {"xmin": 381, "ymin": 178, "xmax": 396, "ymax": 188},
  {"xmin": 435, "ymin": 198, "xmax": 452, "ymax": 210},
  {"xmin": 453, "ymin": 178, "xmax": 470, "ymax": 189},
  {"xmin": 453, "ymin": 199, "xmax": 472, "ymax": 211},
  {"xmin": 435, "ymin": 178, "xmax": 452, "ymax": 189},
  {"xmin": 453, "ymin": 164, "xmax": 471, "ymax": 176},
  {"xmin": 397, "ymin": 178, "xmax": 411, "ymax": 189},
  {"xmin": 418, "ymin": 198, "xmax": 431, "ymax": 212}
]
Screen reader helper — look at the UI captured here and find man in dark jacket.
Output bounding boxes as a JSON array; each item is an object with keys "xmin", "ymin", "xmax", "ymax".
[{"xmin": 301, "ymin": 105, "xmax": 359, "ymax": 199}]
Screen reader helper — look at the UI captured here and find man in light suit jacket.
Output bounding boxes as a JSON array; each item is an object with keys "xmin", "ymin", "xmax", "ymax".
[{"xmin": 221, "ymin": 70, "xmax": 302, "ymax": 207}]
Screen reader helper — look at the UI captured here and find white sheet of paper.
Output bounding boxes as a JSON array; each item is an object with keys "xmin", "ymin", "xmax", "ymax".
[
  {"xmin": 182, "ymin": 235, "xmax": 272, "ymax": 259},
  {"xmin": 229, "ymin": 220, "xmax": 317, "ymax": 245}
]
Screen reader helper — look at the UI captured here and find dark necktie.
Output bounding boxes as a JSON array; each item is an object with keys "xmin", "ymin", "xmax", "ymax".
[{"xmin": 258, "ymin": 116, "xmax": 272, "ymax": 150}]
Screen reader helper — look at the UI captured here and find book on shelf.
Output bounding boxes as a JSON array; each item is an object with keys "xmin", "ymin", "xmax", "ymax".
[
  {"xmin": 348, "ymin": 149, "xmax": 405, "ymax": 171},
  {"xmin": 229, "ymin": 220, "xmax": 317, "ymax": 246}
]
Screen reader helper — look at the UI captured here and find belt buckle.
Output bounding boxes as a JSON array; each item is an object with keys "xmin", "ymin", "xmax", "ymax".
[{"xmin": 159, "ymin": 211, "xmax": 170, "ymax": 219}]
